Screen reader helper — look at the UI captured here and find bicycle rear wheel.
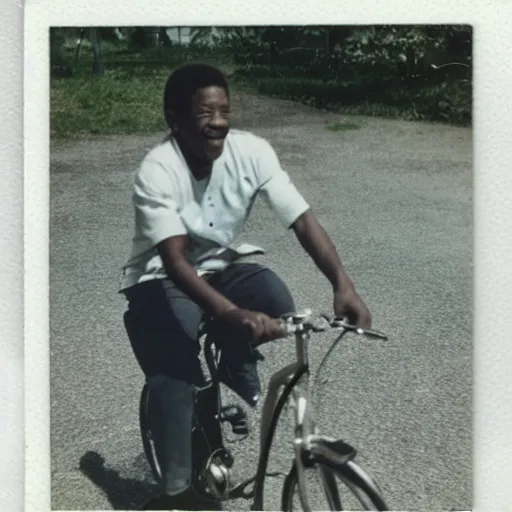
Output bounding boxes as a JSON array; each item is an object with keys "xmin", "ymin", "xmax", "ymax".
[{"xmin": 281, "ymin": 459, "xmax": 388, "ymax": 511}]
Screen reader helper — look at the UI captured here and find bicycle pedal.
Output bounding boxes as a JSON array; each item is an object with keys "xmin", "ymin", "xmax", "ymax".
[
  {"xmin": 231, "ymin": 422, "xmax": 249, "ymax": 435},
  {"xmin": 220, "ymin": 404, "xmax": 246, "ymax": 422},
  {"xmin": 220, "ymin": 404, "xmax": 249, "ymax": 435}
]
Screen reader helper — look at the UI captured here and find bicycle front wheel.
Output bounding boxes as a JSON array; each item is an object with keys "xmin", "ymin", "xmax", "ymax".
[{"xmin": 281, "ymin": 459, "xmax": 388, "ymax": 511}]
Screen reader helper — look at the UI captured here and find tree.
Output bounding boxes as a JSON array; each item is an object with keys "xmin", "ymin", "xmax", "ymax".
[
  {"xmin": 88, "ymin": 28, "xmax": 104, "ymax": 76},
  {"xmin": 159, "ymin": 27, "xmax": 172, "ymax": 47},
  {"xmin": 130, "ymin": 27, "xmax": 161, "ymax": 48},
  {"xmin": 50, "ymin": 27, "xmax": 80, "ymax": 77},
  {"xmin": 189, "ymin": 26, "xmax": 217, "ymax": 47}
]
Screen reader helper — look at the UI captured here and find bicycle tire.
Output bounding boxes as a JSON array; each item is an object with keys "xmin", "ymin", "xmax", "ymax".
[
  {"xmin": 139, "ymin": 384, "xmax": 163, "ymax": 485},
  {"xmin": 281, "ymin": 459, "xmax": 388, "ymax": 511}
]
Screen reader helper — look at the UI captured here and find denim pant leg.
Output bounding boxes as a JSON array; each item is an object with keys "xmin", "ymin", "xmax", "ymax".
[{"xmin": 123, "ymin": 279, "xmax": 204, "ymax": 496}]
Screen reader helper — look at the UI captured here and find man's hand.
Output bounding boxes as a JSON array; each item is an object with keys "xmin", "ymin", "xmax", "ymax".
[
  {"xmin": 218, "ymin": 307, "xmax": 287, "ymax": 345},
  {"xmin": 333, "ymin": 288, "xmax": 372, "ymax": 329}
]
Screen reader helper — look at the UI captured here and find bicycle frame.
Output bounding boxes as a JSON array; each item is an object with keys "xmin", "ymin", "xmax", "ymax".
[
  {"xmin": 253, "ymin": 314, "xmax": 334, "ymax": 511},
  {"xmin": 259, "ymin": 327, "xmax": 312, "ymax": 450}
]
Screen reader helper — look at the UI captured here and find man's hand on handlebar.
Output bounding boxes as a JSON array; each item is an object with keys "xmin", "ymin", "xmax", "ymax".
[
  {"xmin": 333, "ymin": 287, "xmax": 372, "ymax": 329},
  {"xmin": 217, "ymin": 307, "xmax": 287, "ymax": 344}
]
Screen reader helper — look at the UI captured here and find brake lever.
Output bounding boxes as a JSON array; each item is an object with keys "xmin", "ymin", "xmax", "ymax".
[{"xmin": 333, "ymin": 318, "xmax": 388, "ymax": 340}]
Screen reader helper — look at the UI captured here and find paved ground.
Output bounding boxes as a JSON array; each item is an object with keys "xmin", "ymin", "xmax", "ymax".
[{"xmin": 50, "ymin": 91, "xmax": 473, "ymax": 510}]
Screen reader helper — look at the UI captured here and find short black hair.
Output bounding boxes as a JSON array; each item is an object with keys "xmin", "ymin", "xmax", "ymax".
[{"xmin": 163, "ymin": 63, "xmax": 229, "ymax": 127}]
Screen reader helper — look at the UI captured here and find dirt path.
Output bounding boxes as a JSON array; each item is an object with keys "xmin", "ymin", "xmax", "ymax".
[{"xmin": 50, "ymin": 90, "xmax": 473, "ymax": 510}]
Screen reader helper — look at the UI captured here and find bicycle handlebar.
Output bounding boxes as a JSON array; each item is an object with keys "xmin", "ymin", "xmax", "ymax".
[
  {"xmin": 279, "ymin": 310, "xmax": 388, "ymax": 341},
  {"xmin": 276, "ymin": 311, "xmax": 388, "ymax": 412}
]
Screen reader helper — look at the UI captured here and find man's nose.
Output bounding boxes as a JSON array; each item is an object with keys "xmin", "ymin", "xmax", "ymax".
[{"xmin": 210, "ymin": 110, "xmax": 229, "ymax": 127}]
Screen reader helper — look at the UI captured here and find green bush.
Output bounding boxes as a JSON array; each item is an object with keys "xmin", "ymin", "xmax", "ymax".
[
  {"xmin": 251, "ymin": 74, "xmax": 471, "ymax": 125},
  {"xmin": 225, "ymin": 25, "xmax": 472, "ymax": 125}
]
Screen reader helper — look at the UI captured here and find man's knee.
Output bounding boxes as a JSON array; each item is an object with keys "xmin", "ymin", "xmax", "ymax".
[{"xmin": 255, "ymin": 268, "xmax": 295, "ymax": 316}]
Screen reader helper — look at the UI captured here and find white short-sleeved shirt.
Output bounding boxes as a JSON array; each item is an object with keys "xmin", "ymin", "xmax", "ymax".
[{"xmin": 119, "ymin": 129, "xmax": 310, "ymax": 291}]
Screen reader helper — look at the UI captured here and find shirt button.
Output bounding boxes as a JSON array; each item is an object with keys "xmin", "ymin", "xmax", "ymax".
[{"xmin": 209, "ymin": 222, "xmax": 213, "ymax": 227}]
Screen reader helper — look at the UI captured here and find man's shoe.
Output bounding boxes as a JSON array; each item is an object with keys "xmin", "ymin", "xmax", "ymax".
[
  {"xmin": 139, "ymin": 488, "xmax": 222, "ymax": 510},
  {"xmin": 139, "ymin": 495, "xmax": 170, "ymax": 510},
  {"xmin": 217, "ymin": 349, "xmax": 264, "ymax": 408}
]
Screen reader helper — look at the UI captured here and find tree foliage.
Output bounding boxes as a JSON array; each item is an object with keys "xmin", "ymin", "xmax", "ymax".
[
  {"xmin": 212, "ymin": 25, "xmax": 472, "ymax": 125},
  {"xmin": 208, "ymin": 25, "xmax": 472, "ymax": 81},
  {"xmin": 50, "ymin": 25, "xmax": 472, "ymax": 125}
]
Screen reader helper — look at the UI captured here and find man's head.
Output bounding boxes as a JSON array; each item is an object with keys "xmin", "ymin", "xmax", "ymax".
[{"xmin": 164, "ymin": 64, "xmax": 230, "ymax": 166}]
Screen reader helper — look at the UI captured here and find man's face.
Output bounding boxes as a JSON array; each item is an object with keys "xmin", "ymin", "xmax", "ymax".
[{"xmin": 174, "ymin": 85, "xmax": 230, "ymax": 164}]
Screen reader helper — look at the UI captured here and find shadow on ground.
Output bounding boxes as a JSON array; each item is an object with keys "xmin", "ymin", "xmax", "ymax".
[{"xmin": 79, "ymin": 451, "xmax": 158, "ymax": 510}]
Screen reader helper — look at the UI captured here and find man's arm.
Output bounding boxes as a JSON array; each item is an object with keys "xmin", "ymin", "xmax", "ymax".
[
  {"xmin": 291, "ymin": 209, "xmax": 372, "ymax": 327},
  {"xmin": 291, "ymin": 209, "xmax": 353, "ymax": 293},
  {"xmin": 157, "ymin": 236, "xmax": 285, "ymax": 341},
  {"xmin": 157, "ymin": 235, "xmax": 237, "ymax": 317},
  {"xmin": 251, "ymin": 137, "xmax": 371, "ymax": 326}
]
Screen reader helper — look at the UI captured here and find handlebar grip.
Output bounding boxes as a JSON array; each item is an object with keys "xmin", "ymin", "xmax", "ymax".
[
  {"xmin": 280, "ymin": 314, "xmax": 388, "ymax": 340},
  {"xmin": 361, "ymin": 329, "xmax": 388, "ymax": 341}
]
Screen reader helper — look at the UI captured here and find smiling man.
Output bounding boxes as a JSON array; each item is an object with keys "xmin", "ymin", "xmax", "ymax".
[{"xmin": 120, "ymin": 63, "xmax": 372, "ymax": 510}]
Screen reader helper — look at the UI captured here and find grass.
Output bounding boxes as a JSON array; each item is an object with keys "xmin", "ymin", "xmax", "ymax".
[
  {"xmin": 51, "ymin": 69, "xmax": 169, "ymax": 137},
  {"xmin": 50, "ymin": 41, "xmax": 471, "ymax": 138},
  {"xmin": 50, "ymin": 42, "xmax": 233, "ymax": 138},
  {"xmin": 326, "ymin": 121, "xmax": 361, "ymax": 132}
]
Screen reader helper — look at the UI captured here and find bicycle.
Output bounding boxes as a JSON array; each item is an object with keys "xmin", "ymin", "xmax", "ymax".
[{"xmin": 132, "ymin": 305, "xmax": 390, "ymax": 511}]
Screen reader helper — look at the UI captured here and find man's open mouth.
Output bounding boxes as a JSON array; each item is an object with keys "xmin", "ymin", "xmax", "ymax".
[{"xmin": 203, "ymin": 129, "xmax": 228, "ymax": 140}]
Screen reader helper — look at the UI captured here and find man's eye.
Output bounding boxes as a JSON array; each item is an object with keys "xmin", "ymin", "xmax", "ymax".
[{"xmin": 196, "ymin": 108, "xmax": 230, "ymax": 119}]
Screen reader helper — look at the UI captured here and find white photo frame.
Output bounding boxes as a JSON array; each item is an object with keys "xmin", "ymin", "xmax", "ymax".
[{"xmin": 12, "ymin": 1, "xmax": 512, "ymax": 511}]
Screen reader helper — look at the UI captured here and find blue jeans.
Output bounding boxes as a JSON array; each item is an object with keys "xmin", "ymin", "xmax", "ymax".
[{"xmin": 122, "ymin": 263, "xmax": 294, "ymax": 496}]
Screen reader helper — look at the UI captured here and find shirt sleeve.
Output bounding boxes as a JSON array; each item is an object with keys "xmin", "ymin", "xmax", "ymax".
[
  {"xmin": 133, "ymin": 158, "xmax": 188, "ymax": 246},
  {"xmin": 255, "ymin": 138, "xmax": 310, "ymax": 228}
]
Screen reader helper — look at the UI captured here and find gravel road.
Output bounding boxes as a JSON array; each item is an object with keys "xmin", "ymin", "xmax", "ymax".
[{"xmin": 50, "ymin": 90, "xmax": 472, "ymax": 510}]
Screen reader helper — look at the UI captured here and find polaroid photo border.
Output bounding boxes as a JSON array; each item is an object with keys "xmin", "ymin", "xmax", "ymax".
[{"xmin": 16, "ymin": 0, "xmax": 512, "ymax": 511}]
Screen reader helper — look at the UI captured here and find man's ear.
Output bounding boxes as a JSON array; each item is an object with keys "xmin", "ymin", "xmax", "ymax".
[{"xmin": 166, "ymin": 109, "xmax": 180, "ymax": 133}]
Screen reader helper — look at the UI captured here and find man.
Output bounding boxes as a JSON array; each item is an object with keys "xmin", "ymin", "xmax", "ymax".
[{"xmin": 120, "ymin": 63, "xmax": 372, "ymax": 510}]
